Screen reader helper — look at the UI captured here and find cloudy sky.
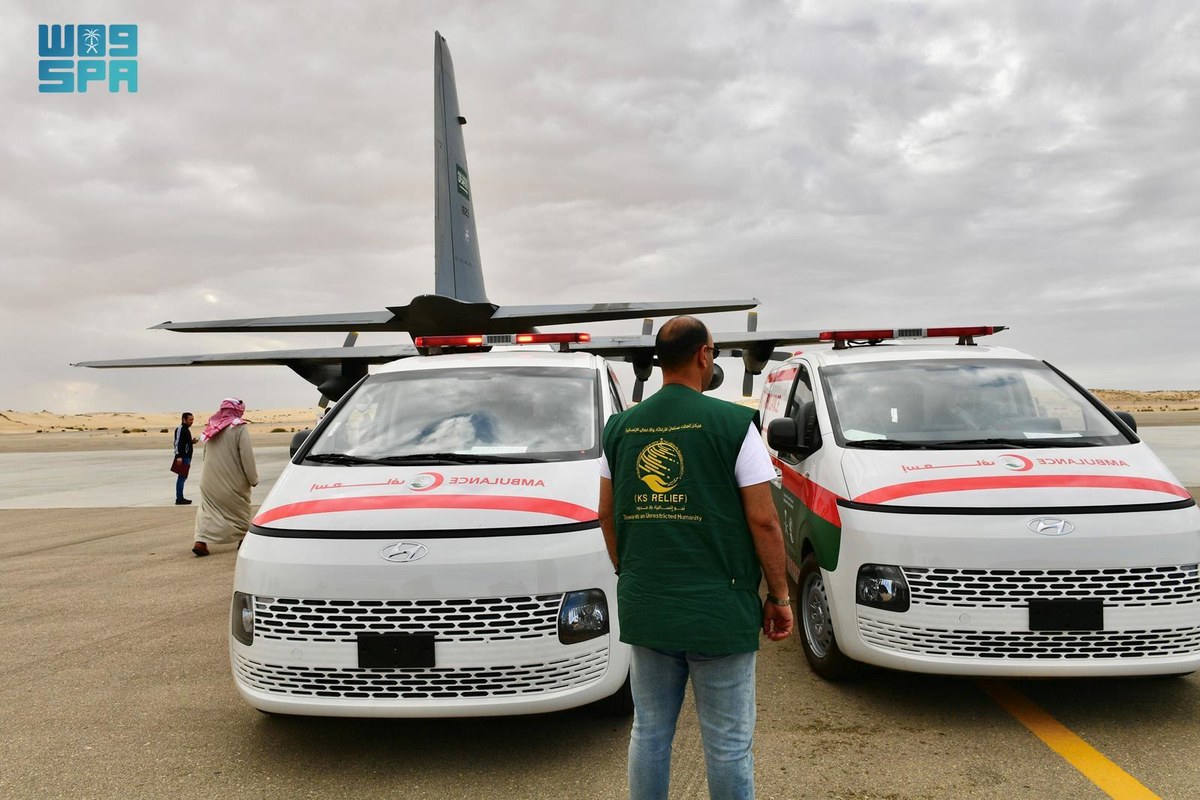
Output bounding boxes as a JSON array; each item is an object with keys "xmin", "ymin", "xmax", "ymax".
[{"xmin": 4, "ymin": 1, "xmax": 1199, "ymax": 413}]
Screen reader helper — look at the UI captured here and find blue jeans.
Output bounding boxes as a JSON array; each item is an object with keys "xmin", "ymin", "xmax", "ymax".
[
  {"xmin": 627, "ymin": 646, "xmax": 756, "ymax": 800},
  {"xmin": 175, "ymin": 456, "xmax": 191, "ymax": 500}
]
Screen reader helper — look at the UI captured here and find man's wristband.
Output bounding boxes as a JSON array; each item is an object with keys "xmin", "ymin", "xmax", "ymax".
[{"xmin": 766, "ymin": 593, "xmax": 790, "ymax": 607}]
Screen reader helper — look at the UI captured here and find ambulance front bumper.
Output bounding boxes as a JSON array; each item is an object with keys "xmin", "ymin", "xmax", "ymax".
[
  {"xmin": 231, "ymin": 634, "xmax": 625, "ymax": 718},
  {"xmin": 829, "ymin": 505, "xmax": 1200, "ymax": 677},
  {"xmin": 228, "ymin": 527, "xmax": 629, "ymax": 717}
]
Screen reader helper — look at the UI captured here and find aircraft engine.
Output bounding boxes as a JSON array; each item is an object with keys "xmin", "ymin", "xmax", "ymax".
[
  {"xmin": 706, "ymin": 362, "xmax": 724, "ymax": 392},
  {"xmin": 287, "ymin": 361, "xmax": 368, "ymax": 404},
  {"xmin": 741, "ymin": 342, "xmax": 774, "ymax": 396},
  {"xmin": 318, "ymin": 372, "xmax": 363, "ymax": 403},
  {"xmin": 629, "ymin": 318, "xmax": 656, "ymax": 403},
  {"xmin": 631, "ymin": 352, "xmax": 654, "ymax": 403}
]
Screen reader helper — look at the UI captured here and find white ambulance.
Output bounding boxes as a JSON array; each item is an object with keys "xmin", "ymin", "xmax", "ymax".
[
  {"xmin": 230, "ymin": 342, "xmax": 632, "ymax": 717},
  {"xmin": 759, "ymin": 326, "xmax": 1200, "ymax": 679}
]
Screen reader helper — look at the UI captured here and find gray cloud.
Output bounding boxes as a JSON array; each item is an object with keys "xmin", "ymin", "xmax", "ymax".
[{"xmin": 3, "ymin": 0, "xmax": 1199, "ymax": 413}]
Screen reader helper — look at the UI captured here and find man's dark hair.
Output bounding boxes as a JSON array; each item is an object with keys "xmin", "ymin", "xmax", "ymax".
[
  {"xmin": 655, "ymin": 316, "xmax": 710, "ymax": 371},
  {"xmin": 181, "ymin": 412, "xmax": 193, "ymax": 424}
]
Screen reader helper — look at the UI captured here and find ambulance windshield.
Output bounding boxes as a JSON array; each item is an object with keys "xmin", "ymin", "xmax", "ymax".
[
  {"xmin": 822, "ymin": 358, "xmax": 1132, "ymax": 448},
  {"xmin": 308, "ymin": 366, "xmax": 600, "ymax": 462}
]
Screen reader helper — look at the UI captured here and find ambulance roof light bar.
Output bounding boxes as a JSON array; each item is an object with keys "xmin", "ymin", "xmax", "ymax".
[
  {"xmin": 414, "ymin": 332, "xmax": 592, "ymax": 352},
  {"xmin": 818, "ymin": 326, "xmax": 1006, "ymax": 349}
]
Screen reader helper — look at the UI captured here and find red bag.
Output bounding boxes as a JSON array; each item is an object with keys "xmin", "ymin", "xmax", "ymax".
[{"xmin": 170, "ymin": 458, "xmax": 190, "ymax": 477}]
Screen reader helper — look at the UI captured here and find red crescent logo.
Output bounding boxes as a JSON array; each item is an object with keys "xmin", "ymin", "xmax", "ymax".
[
  {"xmin": 407, "ymin": 472, "xmax": 444, "ymax": 492},
  {"xmin": 999, "ymin": 453, "xmax": 1034, "ymax": 472}
]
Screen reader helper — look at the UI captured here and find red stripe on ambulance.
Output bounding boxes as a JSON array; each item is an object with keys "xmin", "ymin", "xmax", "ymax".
[
  {"xmin": 853, "ymin": 474, "xmax": 1191, "ymax": 505},
  {"xmin": 764, "ymin": 366, "xmax": 798, "ymax": 386},
  {"xmin": 772, "ymin": 457, "xmax": 842, "ymax": 527},
  {"xmin": 254, "ymin": 494, "xmax": 598, "ymax": 526}
]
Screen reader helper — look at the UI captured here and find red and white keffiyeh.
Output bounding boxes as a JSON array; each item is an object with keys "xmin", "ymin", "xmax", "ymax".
[{"xmin": 200, "ymin": 398, "xmax": 247, "ymax": 442}]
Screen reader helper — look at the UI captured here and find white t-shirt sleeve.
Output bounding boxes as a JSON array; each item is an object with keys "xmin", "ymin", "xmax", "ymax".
[
  {"xmin": 598, "ymin": 451, "xmax": 611, "ymax": 479},
  {"xmin": 735, "ymin": 424, "xmax": 776, "ymax": 487}
]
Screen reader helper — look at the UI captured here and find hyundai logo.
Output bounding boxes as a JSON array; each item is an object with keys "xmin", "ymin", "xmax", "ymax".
[
  {"xmin": 1028, "ymin": 517, "xmax": 1075, "ymax": 536},
  {"xmin": 380, "ymin": 542, "xmax": 429, "ymax": 562}
]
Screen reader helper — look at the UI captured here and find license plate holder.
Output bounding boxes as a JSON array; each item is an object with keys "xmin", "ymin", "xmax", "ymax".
[
  {"xmin": 357, "ymin": 633, "xmax": 436, "ymax": 668},
  {"xmin": 1028, "ymin": 599, "xmax": 1104, "ymax": 632}
]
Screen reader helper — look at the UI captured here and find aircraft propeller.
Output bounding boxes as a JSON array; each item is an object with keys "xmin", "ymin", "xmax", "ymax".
[
  {"xmin": 630, "ymin": 318, "xmax": 655, "ymax": 403},
  {"xmin": 742, "ymin": 311, "xmax": 758, "ymax": 397}
]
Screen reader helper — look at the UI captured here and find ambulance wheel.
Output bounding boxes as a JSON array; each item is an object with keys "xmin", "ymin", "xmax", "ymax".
[
  {"xmin": 591, "ymin": 675, "xmax": 634, "ymax": 716},
  {"xmin": 792, "ymin": 554, "xmax": 863, "ymax": 682}
]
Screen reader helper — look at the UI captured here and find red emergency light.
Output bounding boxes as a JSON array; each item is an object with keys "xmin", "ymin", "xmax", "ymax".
[
  {"xmin": 414, "ymin": 332, "xmax": 592, "ymax": 348},
  {"xmin": 819, "ymin": 326, "xmax": 1003, "ymax": 348}
]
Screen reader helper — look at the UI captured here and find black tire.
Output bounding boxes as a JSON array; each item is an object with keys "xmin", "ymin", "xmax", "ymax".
[
  {"xmin": 590, "ymin": 674, "xmax": 634, "ymax": 716},
  {"xmin": 791, "ymin": 553, "xmax": 863, "ymax": 681}
]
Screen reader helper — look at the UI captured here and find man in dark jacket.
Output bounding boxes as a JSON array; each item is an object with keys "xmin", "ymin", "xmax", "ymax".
[{"xmin": 173, "ymin": 412, "xmax": 196, "ymax": 505}]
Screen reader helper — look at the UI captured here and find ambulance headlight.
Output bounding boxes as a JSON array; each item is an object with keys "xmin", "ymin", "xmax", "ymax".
[
  {"xmin": 558, "ymin": 589, "xmax": 610, "ymax": 644},
  {"xmin": 856, "ymin": 565, "xmax": 910, "ymax": 612},
  {"xmin": 231, "ymin": 592, "xmax": 255, "ymax": 645}
]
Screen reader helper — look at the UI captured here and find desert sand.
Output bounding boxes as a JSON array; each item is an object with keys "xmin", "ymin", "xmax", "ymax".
[
  {"xmin": 0, "ymin": 407, "xmax": 317, "ymax": 434},
  {"xmin": 0, "ymin": 408, "xmax": 317, "ymax": 453},
  {"xmin": 0, "ymin": 390, "xmax": 1197, "ymax": 454},
  {"xmin": 1090, "ymin": 389, "xmax": 1200, "ymax": 425}
]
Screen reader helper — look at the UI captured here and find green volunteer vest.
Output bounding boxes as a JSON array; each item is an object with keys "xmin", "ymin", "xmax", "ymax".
[{"xmin": 603, "ymin": 383, "xmax": 762, "ymax": 653}]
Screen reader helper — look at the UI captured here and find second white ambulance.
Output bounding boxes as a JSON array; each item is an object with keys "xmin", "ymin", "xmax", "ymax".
[{"xmin": 759, "ymin": 326, "xmax": 1200, "ymax": 679}]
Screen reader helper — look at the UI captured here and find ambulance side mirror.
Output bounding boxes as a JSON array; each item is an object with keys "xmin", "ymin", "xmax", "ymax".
[
  {"xmin": 767, "ymin": 402, "xmax": 820, "ymax": 457},
  {"xmin": 290, "ymin": 429, "xmax": 312, "ymax": 458},
  {"xmin": 767, "ymin": 417, "xmax": 801, "ymax": 453},
  {"xmin": 1115, "ymin": 411, "xmax": 1137, "ymax": 433}
]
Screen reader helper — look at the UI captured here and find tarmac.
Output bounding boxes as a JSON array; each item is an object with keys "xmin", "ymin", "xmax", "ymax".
[
  {"xmin": 1, "ymin": 444, "xmax": 1198, "ymax": 798},
  {"xmin": 0, "ymin": 446, "xmax": 291, "ymax": 509}
]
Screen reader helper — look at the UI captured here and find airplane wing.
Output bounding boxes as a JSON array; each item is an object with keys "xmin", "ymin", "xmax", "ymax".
[
  {"xmin": 151, "ymin": 298, "xmax": 761, "ymax": 335},
  {"xmin": 572, "ymin": 329, "xmax": 824, "ymax": 359},
  {"xmin": 73, "ymin": 343, "xmax": 418, "ymax": 368},
  {"xmin": 574, "ymin": 328, "xmax": 825, "ymax": 400},
  {"xmin": 75, "ymin": 344, "xmax": 419, "ymax": 403},
  {"xmin": 152, "ymin": 310, "xmax": 400, "ymax": 334},
  {"xmin": 489, "ymin": 299, "xmax": 759, "ymax": 329}
]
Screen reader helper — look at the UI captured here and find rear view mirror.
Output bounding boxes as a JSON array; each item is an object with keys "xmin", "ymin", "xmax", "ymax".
[{"xmin": 1115, "ymin": 411, "xmax": 1137, "ymax": 433}]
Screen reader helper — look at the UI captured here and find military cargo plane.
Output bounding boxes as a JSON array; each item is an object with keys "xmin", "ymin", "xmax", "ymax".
[{"xmin": 76, "ymin": 33, "xmax": 822, "ymax": 403}]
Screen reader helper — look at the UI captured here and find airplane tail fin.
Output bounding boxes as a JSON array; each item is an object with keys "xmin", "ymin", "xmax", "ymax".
[{"xmin": 435, "ymin": 32, "xmax": 487, "ymax": 302}]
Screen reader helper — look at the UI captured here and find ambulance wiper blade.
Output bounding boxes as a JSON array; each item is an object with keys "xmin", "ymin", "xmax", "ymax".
[
  {"xmin": 372, "ymin": 453, "xmax": 542, "ymax": 464},
  {"xmin": 844, "ymin": 439, "xmax": 923, "ymax": 450},
  {"xmin": 1012, "ymin": 438, "xmax": 1099, "ymax": 448},
  {"xmin": 931, "ymin": 438, "xmax": 1100, "ymax": 449},
  {"xmin": 303, "ymin": 452, "xmax": 384, "ymax": 465}
]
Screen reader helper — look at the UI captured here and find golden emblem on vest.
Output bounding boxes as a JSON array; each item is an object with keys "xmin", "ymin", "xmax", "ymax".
[{"xmin": 636, "ymin": 439, "xmax": 684, "ymax": 494}]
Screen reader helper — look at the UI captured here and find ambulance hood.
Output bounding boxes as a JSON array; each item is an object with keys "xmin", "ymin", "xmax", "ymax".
[
  {"xmin": 253, "ymin": 461, "xmax": 599, "ymax": 532},
  {"xmin": 841, "ymin": 444, "xmax": 1192, "ymax": 508}
]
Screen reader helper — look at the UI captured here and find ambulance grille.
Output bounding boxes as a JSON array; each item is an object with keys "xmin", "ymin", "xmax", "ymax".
[
  {"xmin": 858, "ymin": 618, "xmax": 1200, "ymax": 659},
  {"xmin": 252, "ymin": 594, "xmax": 561, "ymax": 643},
  {"xmin": 232, "ymin": 649, "xmax": 608, "ymax": 699},
  {"xmin": 903, "ymin": 564, "xmax": 1200, "ymax": 608}
]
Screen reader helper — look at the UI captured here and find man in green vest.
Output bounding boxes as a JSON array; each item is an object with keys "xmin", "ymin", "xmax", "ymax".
[{"xmin": 599, "ymin": 315, "xmax": 793, "ymax": 800}]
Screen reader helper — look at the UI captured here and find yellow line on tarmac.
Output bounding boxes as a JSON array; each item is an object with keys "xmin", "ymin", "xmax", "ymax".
[{"xmin": 979, "ymin": 680, "xmax": 1160, "ymax": 800}]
